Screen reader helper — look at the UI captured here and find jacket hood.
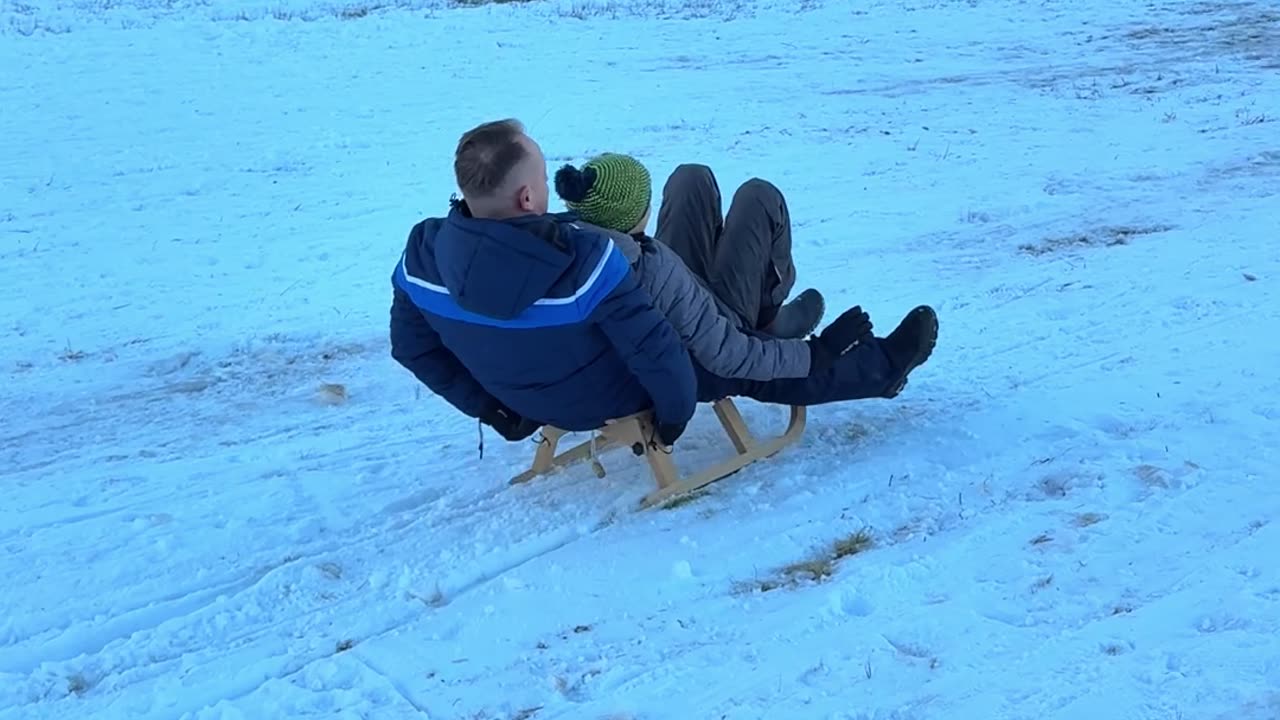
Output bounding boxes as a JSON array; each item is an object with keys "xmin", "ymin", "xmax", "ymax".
[{"xmin": 426, "ymin": 203, "xmax": 577, "ymax": 320}]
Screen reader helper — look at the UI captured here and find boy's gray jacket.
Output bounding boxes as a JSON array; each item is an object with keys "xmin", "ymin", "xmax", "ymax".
[{"xmin": 593, "ymin": 225, "xmax": 812, "ymax": 381}]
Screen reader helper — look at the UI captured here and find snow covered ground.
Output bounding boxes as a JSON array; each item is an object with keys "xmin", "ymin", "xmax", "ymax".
[{"xmin": 3, "ymin": 0, "xmax": 1279, "ymax": 717}]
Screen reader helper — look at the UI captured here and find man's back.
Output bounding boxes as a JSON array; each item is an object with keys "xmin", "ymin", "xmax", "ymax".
[{"xmin": 390, "ymin": 201, "xmax": 696, "ymax": 433}]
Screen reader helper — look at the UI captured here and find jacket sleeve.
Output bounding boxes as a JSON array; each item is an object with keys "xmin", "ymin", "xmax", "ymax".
[
  {"xmin": 590, "ymin": 256, "xmax": 697, "ymax": 428},
  {"xmin": 389, "ymin": 283, "xmax": 499, "ymax": 420},
  {"xmin": 643, "ymin": 243, "xmax": 812, "ymax": 381}
]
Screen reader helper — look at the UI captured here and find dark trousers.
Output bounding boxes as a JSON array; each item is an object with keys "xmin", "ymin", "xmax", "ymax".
[
  {"xmin": 655, "ymin": 164, "xmax": 797, "ymax": 331},
  {"xmin": 654, "ymin": 164, "xmax": 892, "ymax": 407}
]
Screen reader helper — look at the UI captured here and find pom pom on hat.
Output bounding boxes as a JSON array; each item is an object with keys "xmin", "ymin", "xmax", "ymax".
[{"xmin": 554, "ymin": 164, "xmax": 597, "ymax": 203}]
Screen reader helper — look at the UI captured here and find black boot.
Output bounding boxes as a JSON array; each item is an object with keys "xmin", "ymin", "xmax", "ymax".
[
  {"xmin": 877, "ymin": 305, "xmax": 938, "ymax": 398},
  {"xmin": 762, "ymin": 288, "xmax": 826, "ymax": 339}
]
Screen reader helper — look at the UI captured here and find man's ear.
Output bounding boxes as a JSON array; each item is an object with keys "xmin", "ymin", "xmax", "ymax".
[{"xmin": 516, "ymin": 184, "xmax": 534, "ymax": 212}]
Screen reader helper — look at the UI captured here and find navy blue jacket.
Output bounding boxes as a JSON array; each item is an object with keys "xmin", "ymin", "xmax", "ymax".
[{"xmin": 389, "ymin": 202, "xmax": 697, "ymax": 433}]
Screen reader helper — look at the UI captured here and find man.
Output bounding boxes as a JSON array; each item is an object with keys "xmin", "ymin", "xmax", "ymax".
[
  {"xmin": 554, "ymin": 151, "xmax": 939, "ymax": 406},
  {"xmin": 388, "ymin": 118, "xmax": 697, "ymax": 451}
]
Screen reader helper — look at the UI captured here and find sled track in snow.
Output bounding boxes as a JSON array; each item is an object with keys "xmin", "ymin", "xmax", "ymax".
[{"xmin": 3, "ymin": 429, "xmax": 636, "ymax": 715}]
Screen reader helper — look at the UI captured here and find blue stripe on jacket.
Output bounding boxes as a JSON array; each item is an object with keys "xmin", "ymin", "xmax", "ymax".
[{"xmin": 393, "ymin": 240, "xmax": 631, "ymax": 329}]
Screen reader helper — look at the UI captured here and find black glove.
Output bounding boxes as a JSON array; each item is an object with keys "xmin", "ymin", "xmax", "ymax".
[
  {"xmin": 807, "ymin": 305, "xmax": 874, "ymax": 375},
  {"xmin": 481, "ymin": 403, "xmax": 542, "ymax": 442},
  {"xmin": 820, "ymin": 305, "xmax": 874, "ymax": 352},
  {"xmin": 655, "ymin": 420, "xmax": 687, "ymax": 450}
]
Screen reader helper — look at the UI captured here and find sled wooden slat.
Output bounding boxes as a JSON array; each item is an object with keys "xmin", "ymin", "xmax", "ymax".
[
  {"xmin": 713, "ymin": 397, "xmax": 755, "ymax": 454},
  {"xmin": 510, "ymin": 426, "xmax": 619, "ymax": 484},
  {"xmin": 640, "ymin": 403, "xmax": 805, "ymax": 507},
  {"xmin": 508, "ymin": 398, "xmax": 807, "ymax": 508}
]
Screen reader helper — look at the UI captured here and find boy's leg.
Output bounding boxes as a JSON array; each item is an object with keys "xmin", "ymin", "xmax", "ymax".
[
  {"xmin": 716, "ymin": 179, "xmax": 824, "ymax": 338},
  {"xmin": 655, "ymin": 165, "xmax": 824, "ymax": 338},
  {"xmin": 716, "ymin": 178, "xmax": 793, "ymax": 328},
  {"xmin": 655, "ymin": 163, "xmax": 723, "ymax": 285}
]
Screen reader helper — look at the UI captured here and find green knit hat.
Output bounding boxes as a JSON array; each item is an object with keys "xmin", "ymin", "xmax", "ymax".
[{"xmin": 554, "ymin": 153, "xmax": 652, "ymax": 234}]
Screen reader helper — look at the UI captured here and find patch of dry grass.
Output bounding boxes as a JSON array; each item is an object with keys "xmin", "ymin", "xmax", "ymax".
[
  {"xmin": 1074, "ymin": 511, "xmax": 1109, "ymax": 527},
  {"xmin": 66, "ymin": 672, "xmax": 91, "ymax": 696},
  {"xmin": 734, "ymin": 527, "xmax": 875, "ymax": 594},
  {"xmin": 6, "ymin": 0, "xmax": 799, "ymax": 36},
  {"xmin": 1019, "ymin": 224, "xmax": 1175, "ymax": 256},
  {"xmin": 657, "ymin": 487, "xmax": 711, "ymax": 510},
  {"xmin": 451, "ymin": 0, "xmax": 537, "ymax": 7}
]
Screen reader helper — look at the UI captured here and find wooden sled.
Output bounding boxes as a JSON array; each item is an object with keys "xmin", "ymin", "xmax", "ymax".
[{"xmin": 509, "ymin": 399, "xmax": 807, "ymax": 508}]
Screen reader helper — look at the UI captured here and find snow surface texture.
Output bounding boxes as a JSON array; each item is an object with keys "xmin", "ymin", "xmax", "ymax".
[{"xmin": 3, "ymin": 0, "xmax": 1279, "ymax": 717}]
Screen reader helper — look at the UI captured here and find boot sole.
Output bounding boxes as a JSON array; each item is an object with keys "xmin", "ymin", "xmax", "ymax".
[{"xmin": 882, "ymin": 305, "xmax": 938, "ymax": 398}]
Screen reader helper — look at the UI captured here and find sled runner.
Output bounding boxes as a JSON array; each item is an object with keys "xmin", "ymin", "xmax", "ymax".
[{"xmin": 509, "ymin": 399, "xmax": 807, "ymax": 507}]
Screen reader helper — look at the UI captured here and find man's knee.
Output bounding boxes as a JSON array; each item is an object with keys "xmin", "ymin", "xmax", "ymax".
[{"xmin": 665, "ymin": 163, "xmax": 718, "ymax": 195}]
